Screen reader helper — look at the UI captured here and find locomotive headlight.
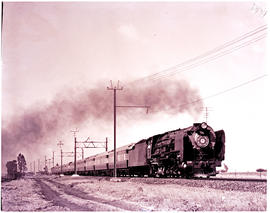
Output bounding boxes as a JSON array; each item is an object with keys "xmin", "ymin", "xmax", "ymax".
[
  {"xmin": 200, "ymin": 138, "xmax": 206, "ymax": 144},
  {"xmin": 195, "ymin": 134, "xmax": 209, "ymax": 148},
  {"xmin": 201, "ymin": 122, "xmax": 207, "ymax": 129}
]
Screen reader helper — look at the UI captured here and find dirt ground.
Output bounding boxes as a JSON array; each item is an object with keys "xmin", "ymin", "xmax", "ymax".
[{"xmin": 1, "ymin": 174, "xmax": 267, "ymax": 211}]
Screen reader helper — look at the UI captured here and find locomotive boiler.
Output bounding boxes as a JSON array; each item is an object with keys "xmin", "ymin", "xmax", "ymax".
[
  {"xmin": 51, "ymin": 122, "xmax": 225, "ymax": 178},
  {"xmin": 145, "ymin": 122, "xmax": 225, "ymax": 177}
]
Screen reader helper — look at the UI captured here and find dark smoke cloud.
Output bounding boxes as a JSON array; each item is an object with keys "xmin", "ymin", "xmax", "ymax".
[
  {"xmin": 120, "ymin": 80, "xmax": 202, "ymax": 116},
  {"xmin": 1, "ymin": 79, "xmax": 203, "ymax": 171}
]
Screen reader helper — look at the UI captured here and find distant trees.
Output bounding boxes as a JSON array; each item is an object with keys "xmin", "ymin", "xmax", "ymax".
[
  {"xmin": 17, "ymin": 153, "xmax": 27, "ymax": 174},
  {"xmin": 256, "ymin": 168, "xmax": 267, "ymax": 172},
  {"xmin": 256, "ymin": 168, "xmax": 267, "ymax": 177},
  {"xmin": 4, "ymin": 153, "xmax": 27, "ymax": 181},
  {"xmin": 5, "ymin": 153, "xmax": 27, "ymax": 180},
  {"xmin": 6, "ymin": 160, "xmax": 18, "ymax": 180}
]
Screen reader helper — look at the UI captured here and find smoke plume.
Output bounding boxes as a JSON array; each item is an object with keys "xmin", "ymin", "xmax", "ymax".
[{"xmin": 1, "ymin": 79, "xmax": 203, "ymax": 170}]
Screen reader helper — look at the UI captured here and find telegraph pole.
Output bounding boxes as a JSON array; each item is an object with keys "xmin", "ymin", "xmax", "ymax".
[
  {"xmin": 200, "ymin": 107, "xmax": 213, "ymax": 123},
  {"xmin": 57, "ymin": 140, "xmax": 64, "ymax": 174},
  {"xmin": 34, "ymin": 161, "xmax": 35, "ymax": 174},
  {"xmin": 107, "ymin": 81, "xmax": 123, "ymax": 177},
  {"xmin": 52, "ymin": 151, "xmax": 55, "ymax": 167},
  {"xmin": 81, "ymin": 148, "xmax": 84, "ymax": 159},
  {"xmin": 71, "ymin": 129, "xmax": 79, "ymax": 176},
  {"xmin": 55, "ymin": 144, "xmax": 75, "ymax": 175},
  {"xmin": 205, "ymin": 107, "xmax": 209, "ymax": 123},
  {"xmin": 106, "ymin": 137, "xmax": 108, "ymax": 152},
  {"xmin": 61, "ymin": 149, "xmax": 63, "ymax": 173},
  {"xmin": 48, "ymin": 159, "xmax": 51, "ymax": 169},
  {"xmin": 44, "ymin": 156, "xmax": 47, "ymax": 174},
  {"xmin": 107, "ymin": 81, "xmax": 150, "ymax": 178}
]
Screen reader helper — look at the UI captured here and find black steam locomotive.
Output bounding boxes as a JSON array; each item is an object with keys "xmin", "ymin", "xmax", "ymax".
[{"xmin": 51, "ymin": 122, "xmax": 225, "ymax": 177}]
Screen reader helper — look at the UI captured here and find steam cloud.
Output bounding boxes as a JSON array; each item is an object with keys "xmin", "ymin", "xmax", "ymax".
[{"xmin": 2, "ymin": 79, "xmax": 203, "ymax": 169}]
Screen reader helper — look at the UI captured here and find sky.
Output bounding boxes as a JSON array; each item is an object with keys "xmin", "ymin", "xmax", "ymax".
[{"xmin": 1, "ymin": 1, "xmax": 268, "ymax": 174}]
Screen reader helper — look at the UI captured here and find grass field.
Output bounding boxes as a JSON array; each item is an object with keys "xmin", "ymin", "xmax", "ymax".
[{"xmin": 1, "ymin": 173, "xmax": 267, "ymax": 211}]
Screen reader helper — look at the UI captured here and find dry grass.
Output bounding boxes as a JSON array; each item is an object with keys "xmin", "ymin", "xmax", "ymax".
[
  {"xmin": 1, "ymin": 178, "xmax": 69, "ymax": 211},
  {"xmin": 1, "ymin": 176, "xmax": 267, "ymax": 211},
  {"xmin": 73, "ymin": 177, "xmax": 267, "ymax": 211}
]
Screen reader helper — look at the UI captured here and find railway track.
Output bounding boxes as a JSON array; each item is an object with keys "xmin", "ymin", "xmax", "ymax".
[
  {"xmin": 107, "ymin": 174, "xmax": 267, "ymax": 183},
  {"xmin": 194, "ymin": 177, "xmax": 267, "ymax": 182},
  {"xmin": 50, "ymin": 174, "xmax": 267, "ymax": 183},
  {"xmin": 111, "ymin": 176, "xmax": 267, "ymax": 194}
]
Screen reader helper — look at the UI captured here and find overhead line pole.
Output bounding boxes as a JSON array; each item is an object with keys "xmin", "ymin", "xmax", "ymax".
[
  {"xmin": 206, "ymin": 107, "xmax": 209, "ymax": 123},
  {"xmin": 61, "ymin": 149, "xmax": 63, "ymax": 173},
  {"xmin": 107, "ymin": 81, "xmax": 150, "ymax": 178},
  {"xmin": 76, "ymin": 138, "xmax": 108, "ymax": 150},
  {"xmin": 106, "ymin": 137, "xmax": 108, "ymax": 152},
  {"xmin": 48, "ymin": 159, "xmax": 51, "ymax": 170},
  {"xmin": 81, "ymin": 148, "xmax": 84, "ymax": 160},
  {"xmin": 52, "ymin": 151, "xmax": 55, "ymax": 167},
  {"xmin": 57, "ymin": 140, "xmax": 64, "ymax": 174},
  {"xmin": 107, "ymin": 81, "xmax": 123, "ymax": 177},
  {"xmin": 76, "ymin": 137, "xmax": 108, "ymax": 160},
  {"xmin": 71, "ymin": 129, "xmax": 79, "ymax": 176},
  {"xmin": 200, "ymin": 107, "xmax": 213, "ymax": 123}
]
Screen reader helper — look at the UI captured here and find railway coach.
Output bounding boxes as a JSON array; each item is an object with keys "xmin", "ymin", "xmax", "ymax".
[{"xmin": 51, "ymin": 122, "xmax": 225, "ymax": 178}]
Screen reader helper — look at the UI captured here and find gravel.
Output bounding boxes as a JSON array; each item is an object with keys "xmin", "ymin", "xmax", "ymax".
[{"xmin": 123, "ymin": 177, "xmax": 267, "ymax": 194}]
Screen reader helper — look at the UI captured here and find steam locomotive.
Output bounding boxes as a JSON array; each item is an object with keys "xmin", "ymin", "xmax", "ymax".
[{"xmin": 51, "ymin": 122, "xmax": 225, "ymax": 177}]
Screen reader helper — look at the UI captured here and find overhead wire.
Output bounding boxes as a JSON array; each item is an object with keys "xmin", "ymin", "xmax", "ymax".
[
  {"xmin": 150, "ymin": 33, "xmax": 267, "ymax": 81},
  {"xmin": 123, "ymin": 25, "xmax": 267, "ymax": 109},
  {"xmin": 177, "ymin": 74, "xmax": 267, "ymax": 108},
  {"xmin": 151, "ymin": 25, "xmax": 266, "ymax": 80},
  {"xmin": 127, "ymin": 25, "xmax": 267, "ymax": 85}
]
